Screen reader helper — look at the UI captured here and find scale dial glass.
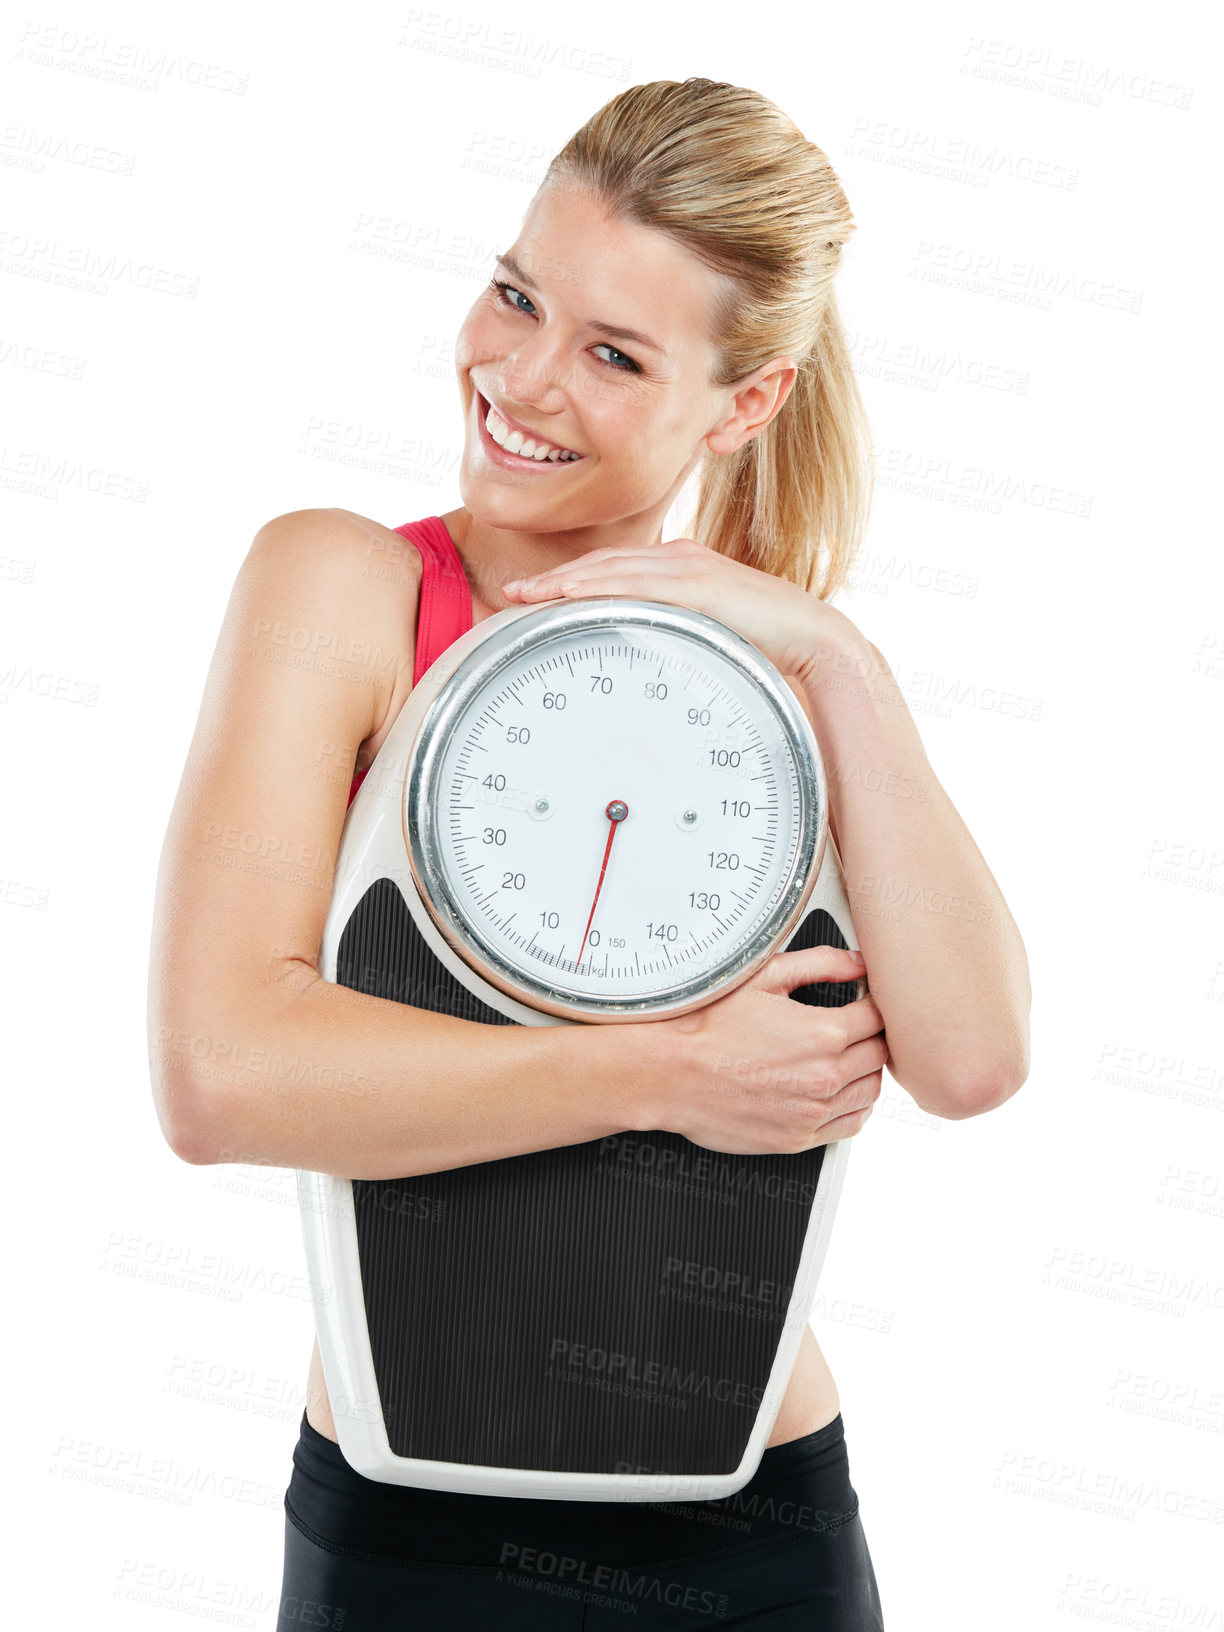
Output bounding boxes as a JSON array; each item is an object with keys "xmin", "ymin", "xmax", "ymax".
[{"xmin": 405, "ymin": 601, "xmax": 826, "ymax": 1019}]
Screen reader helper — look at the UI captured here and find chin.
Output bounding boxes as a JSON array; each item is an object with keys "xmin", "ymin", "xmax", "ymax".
[
  {"xmin": 456, "ymin": 469, "xmax": 546, "ymax": 532},
  {"xmin": 456, "ymin": 464, "xmax": 572, "ymax": 532}
]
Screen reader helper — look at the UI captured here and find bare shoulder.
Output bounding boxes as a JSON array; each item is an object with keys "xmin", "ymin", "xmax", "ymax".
[
  {"xmin": 250, "ymin": 506, "xmax": 422, "ymax": 606},
  {"xmin": 248, "ymin": 507, "xmax": 423, "ymax": 768}
]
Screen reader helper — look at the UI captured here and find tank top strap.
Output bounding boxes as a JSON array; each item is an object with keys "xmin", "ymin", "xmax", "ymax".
[
  {"xmin": 346, "ymin": 515, "xmax": 473, "ymax": 810},
  {"xmin": 394, "ymin": 516, "xmax": 474, "ymax": 685}
]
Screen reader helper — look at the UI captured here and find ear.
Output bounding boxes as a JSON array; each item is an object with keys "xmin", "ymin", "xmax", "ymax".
[{"xmin": 705, "ymin": 357, "xmax": 799, "ymax": 456}]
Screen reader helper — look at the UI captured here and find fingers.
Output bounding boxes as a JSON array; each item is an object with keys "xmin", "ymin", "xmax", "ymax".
[
  {"xmin": 510, "ymin": 544, "xmax": 693, "ymax": 591},
  {"xmin": 750, "ymin": 943, "xmax": 866, "ymax": 995},
  {"xmin": 832, "ymin": 1036, "xmax": 890, "ymax": 1093},
  {"xmin": 782, "ymin": 1068, "xmax": 881, "ymax": 1152},
  {"xmin": 811, "ymin": 1067, "xmax": 883, "ymax": 1145},
  {"xmin": 747, "ymin": 946, "xmax": 884, "ymax": 1048},
  {"xmin": 835, "ymin": 1062, "xmax": 885, "ymax": 1117},
  {"xmin": 814, "ymin": 1098, "xmax": 877, "ymax": 1146}
]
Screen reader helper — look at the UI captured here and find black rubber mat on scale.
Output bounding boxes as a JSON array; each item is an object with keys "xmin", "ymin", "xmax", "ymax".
[{"xmin": 338, "ymin": 877, "xmax": 855, "ymax": 1475}]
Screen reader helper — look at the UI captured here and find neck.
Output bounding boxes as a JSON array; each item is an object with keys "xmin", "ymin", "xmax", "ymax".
[{"xmin": 441, "ymin": 506, "xmax": 671, "ymax": 614}]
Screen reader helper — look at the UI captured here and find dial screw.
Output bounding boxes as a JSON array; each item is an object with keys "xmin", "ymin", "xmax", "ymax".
[
  {"xmin": 534, "ymin": 797, "xmax": 550, "ymax": 813},
  {"xmin": 682, "ymin": 808, "xmax": 698, "ymax": 824}
]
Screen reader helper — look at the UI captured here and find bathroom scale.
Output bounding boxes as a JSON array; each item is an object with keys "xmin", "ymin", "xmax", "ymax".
[{"xmin": 296, "ymin": 597, "xmax": 868, "ymax": 1502}]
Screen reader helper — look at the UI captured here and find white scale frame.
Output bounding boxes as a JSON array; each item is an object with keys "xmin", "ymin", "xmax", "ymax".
[{"xmin": 297, "ymin": 598, "xmax": 863, "ymax": 1501}]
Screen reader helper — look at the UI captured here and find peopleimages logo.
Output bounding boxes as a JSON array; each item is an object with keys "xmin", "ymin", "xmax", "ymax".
[
  {"xmin": 596, "ymin": 1134, "xmax": 818, "ymax": 1206},
  {"xmin": 848, "ymin": 116, "xmax": 1078, "ymax": 190},
  {"xmin": 546, "ymin": 1337, "xmax": 765, "ymax": 1411},
  {"xmin": 399, "ymin": 12, "xmax": 633, "ymax": 81},
  {"xmin": 871, "ymin": 442, "xmax": 1093, "ymax": 518},
  {"xmin": 497, "ymin": 1543, "xmax": 729, "ymax": 1619},
  {"xmin": 911, "ymin": 240, "xmax": 1142, "ymax": 315},
  {"xmin": 959, "ymin": 36, "xmax": 1193, "ymax": 110}
]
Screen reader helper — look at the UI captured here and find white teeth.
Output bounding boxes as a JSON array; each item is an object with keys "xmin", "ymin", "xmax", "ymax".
[{"xmin": 483, "ymin": 400, "xmax": 581, "ymax": 462}]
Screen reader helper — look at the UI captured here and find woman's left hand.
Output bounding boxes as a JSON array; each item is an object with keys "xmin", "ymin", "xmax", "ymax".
[{"xmin": 501, "ymin": 536, "xmax": 852, "ymax": 681}]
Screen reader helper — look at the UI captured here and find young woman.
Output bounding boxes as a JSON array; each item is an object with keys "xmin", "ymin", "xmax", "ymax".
[{"xmin": 150, "ymin": 77, "xmax": 1030, "ymax": 1630}]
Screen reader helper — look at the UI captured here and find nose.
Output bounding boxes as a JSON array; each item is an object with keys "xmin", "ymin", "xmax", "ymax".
[{"xmin": 496, "ymin": 335, "xmax": 571, "ymax": 417}]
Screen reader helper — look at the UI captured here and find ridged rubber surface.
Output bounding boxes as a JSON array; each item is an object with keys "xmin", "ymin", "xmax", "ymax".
[{"xmin": 338, "ymin": 878, "xmax": 855, "ymax": 1475}]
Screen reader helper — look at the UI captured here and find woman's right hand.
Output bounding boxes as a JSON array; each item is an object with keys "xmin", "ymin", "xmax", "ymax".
[{"xmin": 634, "ymin": 946, "xmax": 887, "ymax": 1156}]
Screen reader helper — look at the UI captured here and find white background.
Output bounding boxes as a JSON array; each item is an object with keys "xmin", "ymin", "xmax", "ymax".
[{"xmin": 2, "ymin": 0, "xmax": 1220, "ymax": 1626}]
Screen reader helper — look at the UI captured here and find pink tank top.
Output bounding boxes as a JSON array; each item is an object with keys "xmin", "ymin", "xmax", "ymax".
[{"xmin": 346, "ymin": 517, "xmax": 473, "ymax": 809}]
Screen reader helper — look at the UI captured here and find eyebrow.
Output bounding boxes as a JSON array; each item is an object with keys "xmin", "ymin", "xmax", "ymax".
[{"xmin": 494, "ymin": 251, "xmax": 667, "ymax": 356}]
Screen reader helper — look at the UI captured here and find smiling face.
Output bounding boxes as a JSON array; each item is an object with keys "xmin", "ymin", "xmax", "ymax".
[{"xmin": 453, "ymin": 182, "xmax": 783, "ymax": 546}]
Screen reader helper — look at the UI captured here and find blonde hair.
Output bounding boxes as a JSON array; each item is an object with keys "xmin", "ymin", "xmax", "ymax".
[{"xmin": 540, "ymin": 77, "xmax": 872, "ymax": 602}]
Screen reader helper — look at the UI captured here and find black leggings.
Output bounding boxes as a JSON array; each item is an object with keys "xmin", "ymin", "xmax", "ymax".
[{"xmin": 277, "ymin": 1410, "xmax": 886, "ymax": 1629}]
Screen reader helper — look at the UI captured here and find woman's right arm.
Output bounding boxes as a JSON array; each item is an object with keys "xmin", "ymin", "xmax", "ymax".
[
  {"xmin": 147, "ymin": 509, "xmax": 885, "ymax": 1181},
  {"xmin": 146, "ymin": 508, "xmax": 655, "ymax": 1180}
]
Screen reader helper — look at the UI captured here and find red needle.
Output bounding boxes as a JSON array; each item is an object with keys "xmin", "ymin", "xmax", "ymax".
[{"xmin": 577, "ymin": 799, "xmax": 628, "ymax": 972}]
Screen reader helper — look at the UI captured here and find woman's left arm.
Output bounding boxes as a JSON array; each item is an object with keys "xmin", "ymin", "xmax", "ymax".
[
  {"xmin": 790, "ymin": 615, "xmax": 1031, "ymax": 1121},
  {"xmin": 502, "ymin": 539, "xmax": 1032, "ymax": 1122}
]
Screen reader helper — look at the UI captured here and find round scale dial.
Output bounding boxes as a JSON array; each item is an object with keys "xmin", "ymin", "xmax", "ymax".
[{"xmin": 403, "ymin": 600, "xmax": 827, "ymax": 1021}]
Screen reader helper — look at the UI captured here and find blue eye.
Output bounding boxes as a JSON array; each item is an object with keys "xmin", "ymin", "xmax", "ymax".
[
  {"xmin": 592, "ymin": 342, "xmax": 637, "ymax": 371},
  {"xmin": 490, "ymin": 278, "xmax": 536, "ymax": 317},
  {"xmin": 488, "ymin": 278, "xmax": 642, "ymax": 374}
]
